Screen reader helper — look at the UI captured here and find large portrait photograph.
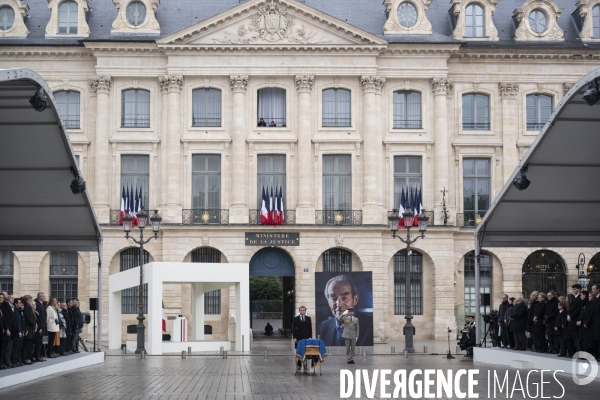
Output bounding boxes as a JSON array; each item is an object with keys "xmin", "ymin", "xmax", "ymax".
[{"xmin": 315, "ymin": 271, "xmax": 373, "ymax": 346}]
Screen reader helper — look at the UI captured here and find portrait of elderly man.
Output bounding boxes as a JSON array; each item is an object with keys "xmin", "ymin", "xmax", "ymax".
[{"xmin": 316, "ymin": 273, "xmax": 373, "ymax": 346}]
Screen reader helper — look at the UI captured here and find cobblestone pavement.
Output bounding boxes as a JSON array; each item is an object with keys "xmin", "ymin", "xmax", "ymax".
[{"xmin": 2, "ymin": 340, "xmax": 599, "ymax": 399}]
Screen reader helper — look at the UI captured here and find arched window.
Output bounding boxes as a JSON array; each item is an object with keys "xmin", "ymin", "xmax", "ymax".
[
  {"xmin": 50, "ymin": 252, "xmax": 78, "ymax": 303},
  {"xmin": 120, "ymin": 248, "xmax": 149, "ymax": 314},
  {"xmin": 257, "ymin": 88, "xmax": 286, "ymax": 127},
  {"xmin": 126, "ymin": 1, "xmax": 147, "ymax": 27},
  {"xmin": 0, "ymin": 251, "xmax": 14, "ymax": 293},
  {"xmin": 122, "ymin": 89, "xmax": 150, "ymax": 128},
  {"xmin": 393, "ymin": 90, "xmax": 421, "ymax": 129},
  {"xmin": 464, "ymin": 251, "xmax": 492, "ymax": 325},
  {"xmin": 465, "ymin": 3, "xmax": 484, "ymax": 37},
  {"xmin": 54, "ymin": 90, "xmax": 80, "ymax": 129},
  {"xmin": 192, "ymin": 88, "xmax": 221, "ymax": 127},
  {"xmin": 192, "ymin": 247, "xmax": 222, "ymax": 314},
  {"xmin": 58, "ymin": 1, "xmax": 78, "ymax": 34},
  {"xmin": 526, "ymin": 94, "xmax": 552, "ymax": 130},
  {"xmin": 0, "ymin": 6, "xmax": 15, "ymax": 31},
  {"xmin": 394, "ymin": 249, "xmax": 423, "ymax": 315},
  {"xmin": 593, "ymin": 5, "xmax": 600, "ymax": 39},
  {"xmin": 528, "ymin": 9, "xmax": 547, "ymax": 34},
  {"xmin": 522, "ymin": 250, "xmax": 566, "ymax": 298},
  {"xmin": 323, "ymin": 249, "xmax": 352, "ymax": 272},
  {"xmin": 462, "ymin": 93, "xmax": 490, "ymax": 130},
  {"xmin": 322, "ymin": 88, "xmax": 351, "ymax": 127}
]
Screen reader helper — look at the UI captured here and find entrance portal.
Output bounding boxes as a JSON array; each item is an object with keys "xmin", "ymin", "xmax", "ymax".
[
  {"xmin": 522, "ymin": 250, "xmax": 566, "ymax": 297},
  {"xmin": 249, "ymin": 247, "xmax": 295, "ymax": 339}
]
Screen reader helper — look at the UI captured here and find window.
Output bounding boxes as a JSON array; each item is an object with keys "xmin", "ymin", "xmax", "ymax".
[
  {"xmin": 463, "ymin": 158, "xmax": 490, "ymax": 227},
  {"xmin": 192, "ymin": 247, "xmax": 222, "ymax": 315},
  {"xmin": 192, "ymin": 154, "xmax": 221, "ymax": 211},
  {"xmin": 257, "ymin": 155, "xmax": 286, "ymax": 209},
  {"xmin": 393, "ymin": 156, "xmax": 422, "ymax": 208},
  {"xmin": 322, "ymin": 88, "xmax": 351, "ymax": 127},
  {"xmin": 121, "ymin": 155, "xmax": 149, "ymax": 209},
  {"xmin": 120, "ymin": 248, "xmax": 149, "ymax": 314},
  {"xmin": 593, "ymin": 5, "xmax": 599, "ymax": 39},
  {"xmin": 54, "ymin": 91, "xmax": 80, "ymax": 129},
  {"xmin": 323, "ymin": 249, "xmax": 352, "ymax": 272},
  {"xmin": 192, "ymin": 88, "xmax": 221, "ymax": 127},
  {"xmin": 393, "ymin": 91, "xmax": 421, "ymax": 129},
  {"xmin": 465, "ymin": 3, "xmax": 484, "ymax": 37},
  {"xmin": 323, "ymin": 155, "xmax": 351, "ymax": 210},
  {"xmin": 397, "ymin": 2, "xmax": 418, "ymax": 28},
  {"xmin": 257, "ymin": 88, "xmax": 286, "ymax": 127},
  {"xmin": 58, "ymin": 1, "xmax": 77, "ymax": 34},
  {"xmin": 526, "ymin": 94, "xmax": 552, "ymax": 130},
  {"xmin": 0, "ymin": 6, "xmax": 15, "ymax": 31},
  {"xmin": 462, "ymin": 93, "xmax": 490, "ymax": 130},
  {"xmin": 0, "ymin": 251, "xmax": 14, "ymax": 294},
  {"xmin": 126, "ymin": 1, "xmax": 147, "ymax": 26},
  {"xmin": 50, "ymin": 252, "xmax": 78, "ymax": 303},
  {"xmin": 122, "ymin": 89, "xmax": 150, "ymax": 128},
  {"xmin": 464, "ymin": 251, "xmax": 492, "ymax": 327},
  {"xmin": 528, "ymin": 9, "xmax": 547, "ymax": 34},
  {"xmin": 394, "ymin": 249, "xmax": 423, "ymax": 315}
]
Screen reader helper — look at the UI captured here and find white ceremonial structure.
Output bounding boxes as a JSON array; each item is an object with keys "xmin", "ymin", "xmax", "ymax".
[{"xmin": 108, "ymin": 262, "xmax": 250, "ymax": 355}]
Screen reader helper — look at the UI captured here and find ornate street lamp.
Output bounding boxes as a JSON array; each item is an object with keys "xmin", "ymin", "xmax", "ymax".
[
  {"xmin": 122, "ymin": 207, "xmax": 162, "ymax": 354},
  {"xmin": 387, "ymin": 207, "xmax": 429, "ymax": 353}
]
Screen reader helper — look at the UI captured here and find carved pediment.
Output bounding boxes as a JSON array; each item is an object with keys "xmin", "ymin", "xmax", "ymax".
[{"xmin": 158, "ymin": 0, "xmax": 387, "ymax": 46}]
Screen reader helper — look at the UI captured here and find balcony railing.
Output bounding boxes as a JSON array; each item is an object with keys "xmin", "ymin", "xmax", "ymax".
[
  {"xmin": 249, "ymin": 210, "xmax": 296, "ymax": 225},
  {"xmin": 257, "ymin": 118, "xmax": 287, "ymax": 127},
  {"xmin": 457, "ymin": 212, "xmax": 485, "ymax": 228},
  {"xmin": 322, "ymin": 117, "xmax": 351, "ymax": 127},
  {"xmin": 192, "ymin": 117, "xmax": 221, "ymax": 127},
  {"xmin": 316, "ymin": 210, "xmax": 362, "ymax": 226},
  {"xmin": 462, "ymin": 122, "xmax": 490, "ymax": 130},
  {"xmin": 109, "ymin": 209, "xmax": 158, "ymax": 226},
  {"xmin": 424, "ymin": 210, "xmax": 434, "ymax": 226},
  {"xmin": 526, "ymin": 122, "xmax": 546, "ymax": 130},
  {"xmin": 393, "ymin": 118, "xmax": 422, "ymax": 129},
  {"xmin": 182, "ymin": 209, "xmax": 229, "ymax": 225}
]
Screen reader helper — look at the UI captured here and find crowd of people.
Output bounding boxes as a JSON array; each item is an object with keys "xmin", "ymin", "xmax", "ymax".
[
  {"xmin": 496, "ymin": 283, "xmax": 600, "ymax": 359},
  {"xmin": 0, "ymin": 291, "xmax": 85, "ymax": 369}
]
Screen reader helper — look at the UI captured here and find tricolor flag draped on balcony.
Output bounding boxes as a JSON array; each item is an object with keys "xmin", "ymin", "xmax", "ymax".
[
  {"xmin": 412, "ymin": 187, "xmax": 422, "ymax": 226},
  {"xmin": 279, "ymin": 186, "xmax": 285, "ymax": 225},
  {"xmin": 119, "ymin": 186, "xmax": 126, "ymax": 225},
  {"xmin": 398, "ymin": 187, "xmax": 407, "ymax": 228},
  {"xmin": 260, "ymin": 187, "xmax": 268, "ymax": 224}
]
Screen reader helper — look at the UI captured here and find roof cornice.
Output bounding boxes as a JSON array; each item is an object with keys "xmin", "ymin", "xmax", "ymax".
[{"xmin": 158, "ymin": 44, "xmax": 387, "ymax": 53}]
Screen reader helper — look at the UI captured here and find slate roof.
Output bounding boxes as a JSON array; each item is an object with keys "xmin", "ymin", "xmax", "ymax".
[{"xmin": 0, "ymin": 0, "xmax": 596, "ymax": 48}]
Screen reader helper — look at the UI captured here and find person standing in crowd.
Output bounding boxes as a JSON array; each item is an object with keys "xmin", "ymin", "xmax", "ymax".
[
  {"xmin": 582, "ymin": 291, "xmax": 595, "ymax": 356},
  {"xmin": 545, "ymin": 291, "xmax": 558, "ymax": 353},
  {"xmin": 565, "ymin": 293, "xmax": 578, "ymax": 357},
  {"xmin": 587, "ymin": 283, "xmax": 600, "ymax": 359},
  {"xmin": 60, "ymin": 302, "xmax": 72, "ymax": 355},
  {"xmin": 0, "ymin": 292, "xmax": 8, "ymax": 369},
  {"xmin": 1, "ymin": 291, "xmax": 15, "ymax": 368},
  {"xmin": 46, "ymin": 297, "xmax": 60, "ymax": 358},
  {"xmin": 22, "ymin": 295, "xmax": 36, "ymax": 365},
  {"xmin": 71, "ymin": 299, "xmax": 83, "ymax": 353},
  {"xmin": 57, "ymin": 302, "xmax": 68, "ymax": 356},
  {"xmin": 339, "ymin": 308, "xmax": 359, "ymax": 364},
  {"xmin": 509, "ymin": 297, "xmax": 527, "ymax": 351},
  {"xmin": 293, "ymin": 306, "xmax": 312, "ymax": 371},
  {"xmin": 576, "ymin": 290, "xmax": 589, "ymax": 352},
  {"xmin": 34, "ymin": 292, "xmax": 47, "ymax": 361},
  {"xmin": 63, "ymin": 300, "xmax": 74, "ymax": 354},
  {"xmin": 505, "ymin": 297, "xmax": 515, "ymax": 349},
  {"xmin": 11, "ymin": 297, "xmax": 24, "ymax": 367},
  {"xmin": 554, "ymin": 299, "xmax": 568, "ymax": 357},
  {"xmin": 527, "ymin": 291, "xmax": 539, "ymax": 351},
  {"xmin": 570, "ymin": 284, "xmax": 583, "ymax": 352},
  {"xmin": 533, "ymin": 292, "xmax": 547, "ymax": 353},
  {"xmin": 498, "ymin": 294, "xmax": 510, "ymax": 348}
]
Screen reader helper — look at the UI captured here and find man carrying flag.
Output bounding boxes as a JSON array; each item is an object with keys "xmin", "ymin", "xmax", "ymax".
[
  {"xmin": 260, "ymin": 187, "xmax": 268, "ymax": 225},
  {"xmin": 279, "ymin": 186, "xmax": 285, "ymax": 225}
]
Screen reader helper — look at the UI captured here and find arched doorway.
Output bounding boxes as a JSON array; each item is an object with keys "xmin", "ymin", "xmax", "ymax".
[
  {"xmin": 522, "ymin": 250, "xmax": 566, "ymax": 297},
  {"xmin": 464, "ymin": 251, "xmax": 492, "ymax": 329},
  {"xmin": 587, "ymin": 253, "xmax": 600, "ymax": 290},
  {"xmin": 394, "ymin": 249, "xmax": 423, "ymax": 316},
  {"xmin": 249, "ymin": 247, "xmax": 295, "ymax": 337}
]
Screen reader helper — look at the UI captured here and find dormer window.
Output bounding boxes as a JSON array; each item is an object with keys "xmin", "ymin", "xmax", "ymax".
[
  {"xmin": 58, "ymin": 1, "xmax": 78, "ymax": 34},
  {"xmin": 529, "ymin": 9, "xmax": 547, "ymax": 33},
  {"xmin": 383, "ymin": 0, "xmax": 433, "ymax": 34},
  {"xmin": 0, "ymin": 6, "xmax": 15, "ymax": 31},
  {"xmin": 465, "ymin": 3, "xmax": 484, "ymax": 37},
  {"xmin": 126, "ymin": 1, "xmax": 146, "ymax": 27},
  {"xmin": 594, "ymin": 5, "xmax": 600, "ymax": 38},
  {"xmin": 397, "ymin": 2, "xmax": 418, "ymax": 28},
  {"xmin": 111, "ymin": 0, "xmax": 160, "ymax": 35}
]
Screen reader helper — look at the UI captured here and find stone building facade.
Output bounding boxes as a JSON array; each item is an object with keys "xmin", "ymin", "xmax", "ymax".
[{"xmin": 1, "ymin": 0, "xmax": 600, "ymax": 342}]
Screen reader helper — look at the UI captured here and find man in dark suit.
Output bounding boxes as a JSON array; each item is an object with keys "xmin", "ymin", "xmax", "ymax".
[
  {"xmin": 317, "ymin": 275, "xmax": 373, "ymax": 346},
  {"xmin": 293, "ymin": 306, "xmax": 312, "ymax": 371},
  {"xmin": 587, "ymin": 284, "xmax": 600, "ymax": 359},
  {"xmin": 1, "ymin": 291, "xmax": 15, "ymax": 368},
  {"xmin": 34, "ymin": 292, "xmax": 47, "ymax": 361}
]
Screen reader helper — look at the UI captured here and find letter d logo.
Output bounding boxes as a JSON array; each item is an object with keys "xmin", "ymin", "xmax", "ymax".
[{"xmin": 572, "ymin": 352, "xmax": 599, "ymax": 385}]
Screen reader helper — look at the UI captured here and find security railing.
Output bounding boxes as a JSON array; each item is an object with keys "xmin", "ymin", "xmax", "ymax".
[
  {"xmin": 109, "ymin": 209, "xmax": 157, "ymax": 225},
  {"xmin": 249, "ymin": 210, "xmax": 296, "ymax": 225},
  {"xmin": 182, "ymin": 209, "xmax": 229, "ymax": 225},
  {"xmin": 315, "ymin": 210, "xmax": 362, "ymax": 226},
  {"xmin": 457, "ymin": 212, "xmax": 485, "ymax": 228}
]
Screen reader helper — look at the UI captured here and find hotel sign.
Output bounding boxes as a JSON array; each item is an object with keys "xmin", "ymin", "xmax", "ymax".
[{"xmin": 245, "ymin": 232, "xmax": 300, "ymax": 246}]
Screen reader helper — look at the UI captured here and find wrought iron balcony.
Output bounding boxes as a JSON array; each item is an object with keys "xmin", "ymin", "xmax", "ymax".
[
  {"xmin": 182, "ymin": 209, "xmax": 229, "ymax": 225},
  {"xmin": 249, "ymin": 210, "xmax": 296, "ymax": 225},
  {"xmin": 322, "ymin": 117, "xmax": 351, "ymax": 127},
  {"xmin": 462, "ymin": 122, "xmax": 491, "ymax": 130},
  {"xmin": 393, "ymin": 118, "xmax": 422, "ymax": 129},
  {"xmin": 109, "ymin": 209, "xmax": 158, "ymax": 226},
  {"xmin": 527, "ymin": 122, "xmax": 546, "ymax": 130},
  {"xmin": 424, "ymin": 210, "xmax": 434, "ymax": 226},
  {"xmin": 192, "ymin": 117, "xmax": 221, "ymax": 127},
  {"xmin": 457, "ymin": 212, "xmax": 484, "ymax": 228},
  {"xmin": 257, "ymin": 118, "xmax": 287, "ymax": 127},
  {"xmin": 316, "ymin": 210, "xmax": 362, "ymax": 226}
]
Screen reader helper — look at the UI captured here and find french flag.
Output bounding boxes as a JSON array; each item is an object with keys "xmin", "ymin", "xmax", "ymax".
[
  {"xmin": 412, "ymin": 187, "xmax": 422, "ymax": 226},
  {"xmin": 398, "ymin": 187, "xmax": 407, "ymax": 228},
  {"xmin": 279, "ymin": 186, "xmax": 285, "ymax": 225},
  {"xmin": 260, "ymin": 187, "xmax": 268, "ymax": 225},
  {"xmin": 119, "ymin": 186, "xmax": 126, "ymax": 225},
  {"xmin": 268, "ymin": 187, "xmax": 274, "ymax": 224},
  {"xmin": 273, "ymin": 186, "xmax": 280, "ymax": 225}
]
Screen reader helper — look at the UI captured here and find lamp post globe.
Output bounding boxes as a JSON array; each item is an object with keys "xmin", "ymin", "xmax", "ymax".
[
  {"xmin": 122, "ymin": 210, "xmax": 133, "ymax": 236},
  {"xmin": 418, "ymin": 211, "xmax": 429, "ymax": 233},
  {"xmin": 387, "ymin": 209, "xmax": 400, "ymax": 234},
  {"xmin": 150, "ymin": 210, "xmax": 162, "ymax": 235}
]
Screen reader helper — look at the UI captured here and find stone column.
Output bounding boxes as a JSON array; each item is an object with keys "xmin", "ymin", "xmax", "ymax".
[
  {"xmin": 229, "ymin": 75, "xmax": 249, "ymax": 223},
  {"xmin": 361, "ymin": 76, "xmax": 386, "ymax": 224},
  {"xmin": 89, "ymin": 76, "xmax": 112, "ymax": 223},
  {"xmin": 431, "ymin": 78, "xmax": 452, "ymax": 225},
  {"xmin": 159, "ymin": 75, "xmax": 183, "ymax": 222},
  {"xmin": 159, "ymin": 78, "xmax": 169, "ymax": 208},
  {"xmin": 499, "ymin": 83, "xmax": 519, "ymax": 182},
  {"xmin": 295, "ymin": 75, "xmax": 314, "ymax": 224}
]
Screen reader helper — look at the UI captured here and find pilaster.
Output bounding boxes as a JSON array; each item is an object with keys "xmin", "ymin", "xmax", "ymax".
[
  {"xmin": 229, "ymin": 75, "xmax": 249, "ymax": 223},
  {"xmin": 295, "ymin": 75, "xmax": 315, "ymax": 224},
  {"xmin": 499, "ymin": 83, "xmax": 519, "ymax": 182}
]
